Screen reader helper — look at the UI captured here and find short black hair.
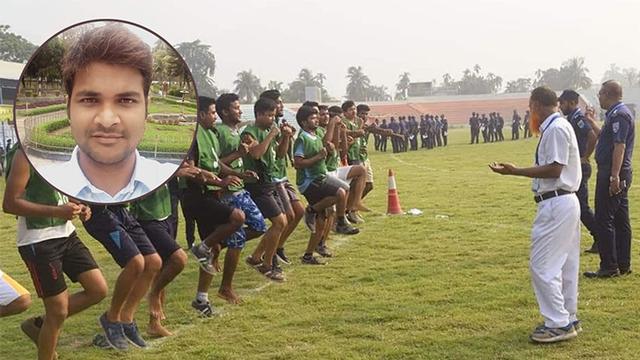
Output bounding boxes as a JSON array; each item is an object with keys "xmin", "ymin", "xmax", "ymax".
[
  {"xmin": 341, "ymin": 100, "xmax": 355, "ymax": 112},
  {"xmin": 260, "ymin": 89, "xmax": 281, "ymax": 101},
  {"xmin": 215, "ymin": 93, "xmax": 240, "ymax": 119},
  {"xmin": 530, "ymin": 86, "xmax": 558, "ymax": 107},
  {"xmin": 254, "ymin": 97, "xmax": 277, "ymax": 117},
  {"xmin": 328, "ymin": 105, "xmax": 342, "ymax": 114},
  {"xmin": 302, "ymin": 101, "xmax": 319, "ymax": 108},
  {"xmin": 296, "ymin": 105, "xmax": 319, "ymax": 128},
  {"xmin": 198, "ymin": 96, "xmax": 215, "ymax": 113},
  {"xmin": 357, "ymin": 104, "xmax": 370, "ymax": 113},
  {"xmin": 318, "ymin": 104, "xmax": 328, "ymax": 111}
]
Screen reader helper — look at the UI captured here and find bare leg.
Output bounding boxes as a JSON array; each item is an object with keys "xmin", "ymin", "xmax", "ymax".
[
  {"xmin": 107, "ymin": 255, "xmax": 145, "ymax": 322},
  {"xmin": 218, "ymin": 248, "xmax": 242, "ymax": 304},
  {"xmin": 0, "ymin": 294, "xmax": 31, "ymax": 317},
  {"xmin": 305, "ymin": 213, "xmax": 326, "ymax": 254},
  {"xmin": 38, "ymin": 292, "xmax": 68, "ymax": 360},
  {"xmin": 68, "ymin": 269, "xmax": 107, "ymax": 317},
  {"xmin": 148, "ymin": 250, "xmax": 187, "ymax": 337},
  {"xmin": 277, "ymin": 200, "xmax": 304, "ymax": 248},
  {"xmin": 120, "ymin": 254, "xmax": 162, "ymax": 323}
]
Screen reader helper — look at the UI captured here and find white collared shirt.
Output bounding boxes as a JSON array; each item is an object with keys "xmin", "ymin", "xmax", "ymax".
[
  {"xmin": 40, "ymin": 146, "xmax": 177, "ymax": 203},
  {"xmin": 531, "ymin": 112, "xmax": 582, "ymax": 195}
]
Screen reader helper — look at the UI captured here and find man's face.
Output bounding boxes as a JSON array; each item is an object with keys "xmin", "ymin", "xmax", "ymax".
[
  {"xmin": 68, "ymin": 62, "xmax": 146, "ymax": 166},
  {"xmin": 304, "ymin": 113, "xmax": 318, "ymax": 131},
  {"xmin": 199, "ymin": 104, "xmax": 217, "ymax": 129},
  {"xmin": 345, "ymin": 105, "xmax": 356, "ymax": 119},
  {"xmin": 357, "ymin": 110, "xmax": 369, "ymax": 121},
  {"xmin": 597, "ymin": 86, "xmax": 611, "ymax": 110},
  {"xmin": 318, "ymin": 108, "xmax": 329, "ymax": 126},
  {"xmin": 257, "ymin": 109, "xmax": 276, "ymax": 128},
  {"xmin": 224, "ymin": 100, "xmax": 242, "ymax": 124},
  {"xmin": 275, "ymin": 96, "xmax": 284, "ymax": 118},
  {"xmin": 558, "ymin": 99, "xmax": 577, "ymax": 116}
]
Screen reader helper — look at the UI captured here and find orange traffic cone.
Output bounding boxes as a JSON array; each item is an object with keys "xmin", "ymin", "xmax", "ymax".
[{"xmin": 387, "ymin": 169, "xmax": 404, "ymax": 215}]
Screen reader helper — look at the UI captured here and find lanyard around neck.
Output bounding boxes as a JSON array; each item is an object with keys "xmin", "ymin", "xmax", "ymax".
[{"xmin": 535, "ymin": 113, "xmax": 561, "ymax": 165}]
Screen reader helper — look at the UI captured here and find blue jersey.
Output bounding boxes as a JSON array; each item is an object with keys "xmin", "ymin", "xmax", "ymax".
[{"xmin": 595, "ymin": 102, "xmax": 635, "ymax": 171}]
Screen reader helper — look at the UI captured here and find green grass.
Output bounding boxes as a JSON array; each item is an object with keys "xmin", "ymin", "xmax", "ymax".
[
  {"xmin": 1, "ymin": 127, "xmax": 640, "ymax": 359},
  {"xmin": 0, "ymin": 106, "xmax": 11, "ymax": 122},
  {"xmin": 29, "ymin": 119, "xmax": 195, "ymax": 153}
]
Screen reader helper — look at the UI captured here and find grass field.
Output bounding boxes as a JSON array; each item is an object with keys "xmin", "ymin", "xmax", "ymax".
[{"xmin": 1, "ymin": 126, "xmax": 639, "ymax": 359}]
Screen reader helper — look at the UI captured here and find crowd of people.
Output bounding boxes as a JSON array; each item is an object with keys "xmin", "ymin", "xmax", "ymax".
[
  {"xmin": 371, "ymin": 114, "xmax": 449, "ymax": 153},
  {"xmin": 468, "ymin": 110, "xmax": 534, "ymax": 144}
]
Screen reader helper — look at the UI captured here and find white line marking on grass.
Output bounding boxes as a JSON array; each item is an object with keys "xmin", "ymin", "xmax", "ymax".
[{"xmin": 390, "ymin": 154, "xmax": 437, "ymax": 171}]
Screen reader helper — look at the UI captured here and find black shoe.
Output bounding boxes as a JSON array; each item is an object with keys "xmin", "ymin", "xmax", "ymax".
[
  {"xmin": 301, "ymin": 254, "xmax": 326, "ymax": 265},
  {"xmin": 336, "ymin": 222, "xmax": 359, "ymax": 235},
  {"xmin": 316, "ymin": 245, "xmax": 333, "ymax": 258},
  {"xmin": 275, "ymin": 248, "xmax": 291, "ymax": 265},
  {"xmin": 584, "ymin": 269, "xmax": 620, "ymax": 278},
  {"xmin": 122, "ymin": 321, "xmax": 147, "ymax": 348}
]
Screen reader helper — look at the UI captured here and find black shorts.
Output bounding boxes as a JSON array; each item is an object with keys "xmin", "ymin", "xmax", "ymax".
[
  {"xmin": 19, "ymin": 232, "xmax": 99, "ymax": 298},
  {"xmin": 302, "ymin": 178, "xmax": 341, "ymax": 206},
  {"xmin": 138, "ymin": 218, "xmax": 181, "ymax": 262},
  {"xmin": 83, "ymin": 205, "xmax": 157, "ymax": 268},
  {"xmin": 275, "ymin": 181, "xmax": 299, "ymax": 215},
  {"xmin": 182, "ymin": 188, "xmax": 235, "ymax": 242},
  {"xmin": 246, "ymin": 183, "xmax": 285, "ymax": 219}
]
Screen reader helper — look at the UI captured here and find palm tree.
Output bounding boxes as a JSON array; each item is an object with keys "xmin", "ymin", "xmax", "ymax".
[
  {"xmin": 346, "ymin": 66, "xmax": 371, "ymax": 101},
  {"xmin": 560, "ymin": 57, "xmax": 592, "ymax": 90},
  {"xmin": 267, "ymin": 80, "xmax": 283, "ymax": 92},
  {"xmin": 473, "ymin": 64, "xmax": 481, "ymax": 75},
  {"xmin": 395, "ymin": 72, "xmax": 411, "ymax": 100},
  {"xmin": 442, "ymin": 73, "xmax": 453, "ymax": 87},
  {"xmin": 298, "ymin": 68, "xmax": 314, "ymax": 85},
  {"xmin": 175, "ymin": 40, "xmax": 217, "ymax": 96},
  {"xmin": 234, "ymin": 70, "xmax": 262, "ymax": 103},
  {"xmin": 314, "ymin": 73, "xmax": 326, "ymax": 87}
]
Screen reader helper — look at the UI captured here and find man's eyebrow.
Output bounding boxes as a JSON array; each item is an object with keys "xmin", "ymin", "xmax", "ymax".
[
  {"xmin": 116, "ymin": 91, "xmax": 143, "ymax": 98},
  {"xmin": 75, "ymin": 90, "xmax": 101, "ymax": 97}
]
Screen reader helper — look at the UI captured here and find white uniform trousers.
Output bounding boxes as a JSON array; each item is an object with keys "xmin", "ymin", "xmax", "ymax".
[{"xmin": 530, "ymin": 194, "xmax": 580, "ymax": 328}]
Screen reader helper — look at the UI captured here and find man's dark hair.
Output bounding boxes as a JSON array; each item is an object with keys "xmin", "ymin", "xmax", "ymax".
[
  {"xmin": 254, "ymin": 97, "xmax": 277, "ymax": 117},
  {"xmin": 328, "ymin": 105, "xmax": 342, "ymax": 115},
  {"xmin": 357, "ymin": 104, "xmax": 370, "ymax": 113},
  {"xmin": 302, "ymin": 101, "xmax": 319, "ymax": 108},
  {"xmin": 215, "ymin": 93, "xmax": 240, "ymax": 119},
  {"xmin": 197, "ymin": 96, "xmax": 215, "ymax": 114},
  {"xmin": 296, "ymin": 105, "xmax": 319, "ymax": 128},
  {"xmin": 341, "ymin": 100, "xmax": 355, "ymax": 112},
  {"xmin": 530, "ymin": 86, "xmax": 558, "ymax": 107},
  {"xmin": 318, "ymin": 104, "xmax": 328, "ymax": 111},
  {"xmin": 62, "ymin": 23, "xmax": 153, "ymax": 100},
  {"xmin": 260, "ymin": 89, "xmax": 281, "ymax": 101}
]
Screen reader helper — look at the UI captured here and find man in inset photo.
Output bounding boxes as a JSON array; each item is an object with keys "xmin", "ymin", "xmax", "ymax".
[{"xmin": 39, "ymin": 24, "xmax": 178, "ymax": 203}]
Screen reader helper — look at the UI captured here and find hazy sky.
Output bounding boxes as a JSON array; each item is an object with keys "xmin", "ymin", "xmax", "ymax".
[{"xmin": 3, "ymin": 0, "xmax": 639, "ymax": 99}]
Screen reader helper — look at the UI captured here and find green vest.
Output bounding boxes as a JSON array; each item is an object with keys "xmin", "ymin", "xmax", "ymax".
[
  {"xmin": 242, "ymin": 124, "xmax": 277, "ymax": 184},
  {"xmin": 316, "ymin": 127, "xmax": 339, "ymax": 172},
  {"xmin": 196, "ymin": 126, "xmax": 222, "ymax": 191},
  {"xmin": 272, "ymin": 133, "xmax": 288, "ymax": 181},
  {"xmin": 216, "ymin": 123, "xmax": 244, "ymax": 191},
  {"xmin": 358, "ymin": 118, "xmax": 369, "ymax": 161},
  {"xmin": 4, "ymin": 145, "xmax": 67, "ymax": 229},
  {"xmin": 295, "ymin": 130, "xmax": 327, "ymax": 187},
  {"xmin": 129, "ymin": 184, "xmax": 172, "ymax": 221},
  {"xmin": 343, "ymin": 117, "xmax": 361, "ymax": 162}
]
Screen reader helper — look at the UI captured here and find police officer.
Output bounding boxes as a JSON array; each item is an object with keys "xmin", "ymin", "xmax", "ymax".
[
  {"xmin": 558, "ymin": 90, "xmax": 598, "ymax": 253},
  {"xmin": 380, "ymin": 119, "xmax": 389, "ymax": 152},
  {"xmin": 512, "ymin": 110, "xmax": 521, "ymax": 140},
  {"xmin": 469, "ymin": 112, "xmax": 477, "ymax": 144},
  {"xmin": 524, "ymin": 110, "xmax": 531, "ymax": 138},
  {"xmin": 584, "ymin": 81, "xmax": 635, "ymax": 278},
  {"xmin": 389, "ymin": 117, "xmax": 400, "ymax": 153},
  {"xmin": 441, "ymin": 115, "xmax": 448, "ymax": 146},
  {"xmin": 481, "ymin": 114, "xmax": 489, "ymax": 143},
  {"xmin": 496, "ymin": 112, "xmax": 505, "ymax": 141}
]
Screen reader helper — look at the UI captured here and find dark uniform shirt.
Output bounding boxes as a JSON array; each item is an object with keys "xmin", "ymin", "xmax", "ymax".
[
  {"xmin": 595, "ymin": 102, "xmax": 635, "ymax": 171},
  {"xmin": 566, "ymin": 108, "xmax": 592, "ymax": 158}
]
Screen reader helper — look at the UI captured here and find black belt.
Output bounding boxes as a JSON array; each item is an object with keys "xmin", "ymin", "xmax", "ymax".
[{"xmin": 534, "ymin": 189, "xmax": 573, "ymax": 203}]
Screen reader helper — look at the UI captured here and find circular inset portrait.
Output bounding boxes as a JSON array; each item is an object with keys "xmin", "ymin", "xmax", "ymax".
[{"xmin": 14, "ymin": 19, "xmax": 197, "ymax": 204}]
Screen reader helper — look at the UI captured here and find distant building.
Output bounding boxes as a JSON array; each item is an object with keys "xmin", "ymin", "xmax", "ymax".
[
  {"xmin": 408, "ymin": 82, "xmax": 433, "ymax": 97},
  {"xmin": 0, "ymin": 60, "xmax": 25, "ymax": 105}
]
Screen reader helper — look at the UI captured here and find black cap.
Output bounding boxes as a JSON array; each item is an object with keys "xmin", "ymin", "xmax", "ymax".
[{"xmin": 558, "ymin": 90, "xmax": 580, "ymax": 102}]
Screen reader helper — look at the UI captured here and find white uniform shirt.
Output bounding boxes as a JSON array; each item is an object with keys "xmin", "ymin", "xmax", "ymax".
[
  {"xmin": 531, "ymin": 112, "xmax": 582, "ymax": 195},
  {"xmin": 40, "ymin": 146, "xmax": 177, "ymax": 203}
]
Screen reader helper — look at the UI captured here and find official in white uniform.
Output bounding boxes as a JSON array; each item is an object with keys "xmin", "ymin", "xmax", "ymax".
[{"xmin": 490, "ymin": 86, "xmax": 582, "ymax": 343}]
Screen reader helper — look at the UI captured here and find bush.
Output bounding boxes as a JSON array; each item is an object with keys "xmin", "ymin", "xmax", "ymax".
[{"xmin": 17, "ymin": 104, "xmax": 67, "ymax": 116}]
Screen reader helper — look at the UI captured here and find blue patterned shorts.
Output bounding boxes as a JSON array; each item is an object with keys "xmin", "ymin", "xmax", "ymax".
[{"xmin": 220, "ymin": 190, "xmax": 267, "ymax": 249}]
